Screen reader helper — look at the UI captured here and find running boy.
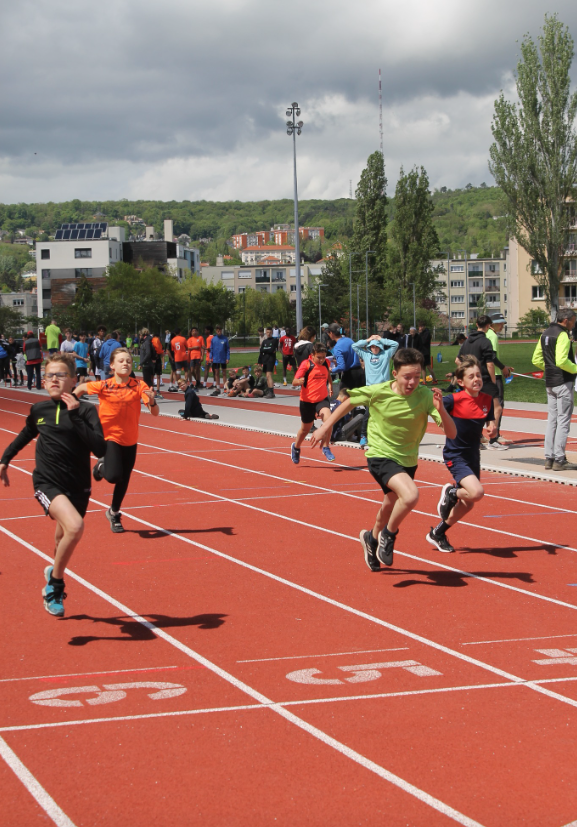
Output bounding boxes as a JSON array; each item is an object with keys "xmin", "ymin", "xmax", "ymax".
[
  {"xmin": 311, "ymin": 348, "xmax": 457, "ymax": 569},
  {"xmin": 291, "ymin": 342, "xmax": 335, "ymax": 464},
  {"xmin": 427, "ymin": 355, "xmax": 496, "ymax": 553},
  {"xmin": 76, "ymin": 347, "xmax": 159, "ymax": 533},
  {"xmin": 0, "ymin": 353, "xmax": 106, "ymax": 616}
]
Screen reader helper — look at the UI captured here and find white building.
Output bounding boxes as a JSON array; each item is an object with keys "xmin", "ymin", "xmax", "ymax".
[{"xmin": 0, "ymin": 290, "xmax": 38, "ymax": 333}]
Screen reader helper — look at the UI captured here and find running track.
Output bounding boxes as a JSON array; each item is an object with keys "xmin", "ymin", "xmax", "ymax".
[{"xmin": 2, "ymin": 388, "xmax": 577, "ymax": 826}]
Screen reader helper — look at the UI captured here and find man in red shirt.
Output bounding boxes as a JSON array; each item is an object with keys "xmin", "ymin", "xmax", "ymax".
[
  {"xmin": 279, "ymin": 327, "xmax": 297, "ymax": 386},
  {"xmin": 170, "ymin": 328, "xmax": 188, "ymax": 381},
  {"xmin": 291, "ymin": 342, "xmax": 335, "ymax": 463},
  {"xmin": 186, "ymin": 327, "xmax": 205, "ymax": 388}
]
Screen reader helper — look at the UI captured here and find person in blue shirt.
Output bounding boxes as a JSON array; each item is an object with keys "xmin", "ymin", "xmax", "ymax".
[
  {"xmin": 327, "ymin": 323, "xmax": 364, "ymax": 391},
  {"xmin": 209, "ymin": 325, "xmax": 230, "ymax": 396},
  {"xmin": 73, "ymin": 332, "xmax": 90, "ymax": 381},
  {"xmin": 352, "ymin": 333, "xmax": 399, "ymax": 447},
  {"xmin": 98, "ymin": 332, "xmax": 121, "ymax": 379}
]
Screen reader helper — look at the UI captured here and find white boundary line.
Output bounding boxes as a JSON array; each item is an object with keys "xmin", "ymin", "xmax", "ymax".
[{"xmin": 0, "ymin": 522, "xmax": 484, "ymax": 827}]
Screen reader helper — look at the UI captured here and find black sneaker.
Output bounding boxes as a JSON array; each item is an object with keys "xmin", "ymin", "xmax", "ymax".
[
  {"xmin": 92, "ymin": 458, "xmax": 104, "ymax": 482},
  {"xmin": 552, "ymin": 459, "xmax": 577, "ymax": 471},
  {"xmin": 210, "ymin": 389, "xmax": 221, "ymax": 396},
  {"xmin": 376, "ymin": 529, "xmax": 396, "ymax": 567},
  {"xmin": 544, "ymin": 458, "xmax": 553, "ymax": 470},
  {"xmin": 359, "ymin": 530, "xmax": 380, "ymax": 572},
  {"xmin": 426, "ymin": 528, "xmax": 455, "ymax": 553},
  {"xmin": 106, "ymin": 508, "xmax": 125, "ymax": 533},
  {"xmin": 437, "ymin": 483, "xmax": 458, "ymax": 521}
]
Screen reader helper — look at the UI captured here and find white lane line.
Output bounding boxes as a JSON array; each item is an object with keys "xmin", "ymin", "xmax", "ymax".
[
  {"xmin": 237, "ymin": 648, "xmax": 410, "ymax": 663},
  {"xmin": 461, "ymin": 634, "xmax": 577, "ymax": 646},
  {"xmin": 0, "ymin": 666, "xmax": 181, "ymax": 684},
  {"xmin": 0, "ymin": 736, "xmax": 77, "ymax": 827},
  {"xmin": 0, "ymin": 524, "xmax": 485, "ymax": 827}
]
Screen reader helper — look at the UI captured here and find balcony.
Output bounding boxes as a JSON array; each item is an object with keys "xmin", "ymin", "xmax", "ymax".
[
  {"xmin": 486, "ymin": 301, "xmax": 501, "ymax": 309},
  {"xmin": 485, "ymin": 281, "xmax": 500, "ymax": 292},
  {"xmin": 559, "ymin": 298, "xmax": 577, "ymax": 308}
]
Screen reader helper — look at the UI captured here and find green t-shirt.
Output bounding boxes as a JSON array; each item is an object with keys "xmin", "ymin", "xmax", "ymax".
[
  {"xmin": 126, "ymin": 337, "xmax": 133, "ymax": 348},
  {"xmin": 486, "ymin": 328, "xmax": 501, "ymax": 377},
  {"xmin": 45, "ymin": 324, "xmax": 61, "ymax": 350},
  {"xmin": 347, "ymin": 381, "xmax": 443, "ymax": 466}
]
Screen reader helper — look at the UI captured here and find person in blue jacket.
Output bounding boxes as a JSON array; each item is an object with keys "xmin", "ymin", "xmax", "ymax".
[
  {"xmin": 327, "ymin": 323, "xmax": 364, "ymax": 391},
  {"xmin": 352, "ymin": 333, "xmax": 399, "ymax": 447},
  {"xmin": 98, "ymin": 332, "xmax": 122, "ymax": 379},
  {"xmin": 209, "ymin": 325, "xmax": 230, "ymax": 396}
]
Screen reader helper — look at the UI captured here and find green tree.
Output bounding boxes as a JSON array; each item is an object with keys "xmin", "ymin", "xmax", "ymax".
[
  {"xmin": 517, "ymin": 306, "xmax": 550, "ymax": 336},
  {"xmin": 352, "ymin": 151, "xmax": 388, "ymax": 286},
  {"xmin": 489, "ymin": 14, "xmax": 577, "ymax": 316},
  {"xmin": 0, "ymin": 306, "xmax": 24, "ymax": 334},
  {"xmin": 189, "ymin": 283, "xmax": 237, "ymax": 330}
]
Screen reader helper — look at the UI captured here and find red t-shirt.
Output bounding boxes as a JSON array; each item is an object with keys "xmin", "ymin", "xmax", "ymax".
[
  {"xmin": 171, "ymin": 335, "xmax": 188, "ymax": 363},
  {"xmin": 295, "ymin": 358, "xmax": 331, "ymax": 403},
  {"xmin": 279, "ymin": 335, "xmax": 296, "ymax": 356}
]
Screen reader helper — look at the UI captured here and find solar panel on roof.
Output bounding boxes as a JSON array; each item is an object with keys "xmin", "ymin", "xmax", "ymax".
[
  {"xmin": 55, "ymin": 230, "xmax": 64, "ymax": 240},
  {"xmin": 63, "ymin": 230, "xmax": 71, "ymax": 239},
  {"xmin": 94, "ymin": 229, "xmax": 102, "ymax": 239},
  {"xmin": 71, "ymin": 230, "xmax": 79, "ymax": 239},
  {"xmin": 86, "ymin": 229, "xmax": 94, "ymax": 239},
  {"xmin": 61, "ymin": 224, "xmax": 69, "ymax": 230},
  {"xmin": 99, "ymin": 223, "xmax": 107, "ymax": 230},
  {"xmin": 78, "ymin": 229, "xmax": 86, "ymax": 239}
]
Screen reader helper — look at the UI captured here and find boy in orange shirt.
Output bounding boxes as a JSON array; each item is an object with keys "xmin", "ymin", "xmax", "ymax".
[
  {"xmin": 291, "ymin": 342, "xmax": 335, "ymax": 463},
  {"xmin": 186, "ymin": 327, "xmax": 205, "ymax": 388},
  {"xmin": 170, "ymin": 328, "xmax": 188, "ymax": 382}
]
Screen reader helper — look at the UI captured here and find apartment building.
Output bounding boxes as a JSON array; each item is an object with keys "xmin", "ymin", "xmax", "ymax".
[
  {"xmin": 240, "ymin": 245, "xmax": 296, "ymax": 265},
  {"xmin": 200, "ymin": 263, "xmax": 323, "ymax": 296},
  {"xmin": 430, "ymin": 251, "xmax": 509, "ymax": 327},
  {"xmin": 232, "ymin": 226, "xmax": 325, "ymax": 250},
  {"xmin": 0, "ymin": 290, "xmax": 38, "ymax": 333}
]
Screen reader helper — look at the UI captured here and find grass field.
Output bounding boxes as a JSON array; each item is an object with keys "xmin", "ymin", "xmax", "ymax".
[{"xmin": 139, "ymin": 342, "xmax": 576, "ymax": 404}]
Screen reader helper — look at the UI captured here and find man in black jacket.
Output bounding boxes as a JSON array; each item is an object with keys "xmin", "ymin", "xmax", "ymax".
[
  {"xmin": 416, "ymin": 323, "xmax": 435, "ymax": 382},
  {"xmin": 258, "ymin": 326, "xmax": 278, "ymax": 398},
  {"xmin": 139, "ymin": 328, "xmax": 154, "ymax": 389}
]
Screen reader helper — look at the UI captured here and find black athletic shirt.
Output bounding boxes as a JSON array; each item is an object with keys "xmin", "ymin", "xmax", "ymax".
[
  {"xmin": 442, "ymin": 391, "xmax": 494, "ymax": 460},
  {"xmin": 0, "ymin": 398, "xmax": 106, "ymax": 496}
]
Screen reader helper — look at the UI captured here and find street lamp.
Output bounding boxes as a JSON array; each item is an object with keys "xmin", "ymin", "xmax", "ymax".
[
  {"xmin": 317, "ymin": 282, "xmax": 327, "ymax": 335},
  {"xmin": 365, "ymin": 250, "xmax": 375, "ymax": 337},
  {"xmin": 286, "ymin": 103, "xmax": 304, "ymax": 331},
  {"xmin": 348, "ymin": 251, "xmax": 363, "ymax": 336}
]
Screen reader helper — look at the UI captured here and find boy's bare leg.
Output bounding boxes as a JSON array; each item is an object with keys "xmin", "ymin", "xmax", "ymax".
[
  {"xmin": 371, "ymin": 473, "xmax": 419, "ymax": 540},
  {"xmin": 445, "ymin": 475, "xmax": 484, "ymax": 526},
  {"xmin": 294, "ymin": 421, "xmax": 313, "ymax": 449},
  {"xmin": 266, "ymin": 371, "xmax": 274, "ymax": 389},
  {"xmin": 317, "ymin": 408, "xmax": 333, "ymax": 448},
  {"xmin": 48, "ymin": 495, "xmax": 84, "ymax": 579}
]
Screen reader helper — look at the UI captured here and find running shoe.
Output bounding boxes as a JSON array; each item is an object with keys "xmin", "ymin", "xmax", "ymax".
[
  {"xmin": 552, "ymin": 459, "xmax": 577, "ymax": 471},
  {"xmin": 485, "ymin": 441, "xmax": 508, "ymax": 451},
  {"xmin": 210, "ymin": 388, "xmax": 221, "ymax": 396},
  {"xmin": 106, "ymin": 508, "xmax": 125, "ymax": 533},
  {"xmin": 322, "ymin": 446, "xmax": 336, "ymax": 462},
  {"xmin": 92, "ymin": 457, "xmax": 104, "ymax": 481},
  {"xmin": 497, "ymin": 436, "xmax": 513, "ymax": 445},
  {"xmin": 437, "ymin": 483, "xmax": 459, "ymax": 521},
  {"xmin": 42, "ymin": 566, "xmax": 66, "ymax": 617},
  {"xmin": 376, "ymin": 530, "xmax": 395, "ymax": 567},
  {"xmin": 359, "ymin": 436, "xmax": 368, "ymax": 448},
  {"xmin": 154, "ymin": 392, "xmax": 164, "ymax": 400},
  {"xmin": 290, "ymin": 442, "xmax": 300, "ymax": 464},
  {"xmin": 359, "ymin": 530, "xmax": 380, "ymax": 572},
  {"xmin": 544, "ymin": 458, "xmax": 553, "ymax": 470},
  {"xmin": 283, "ymin": 379, "xmax": 287, "ymax": 386},
  {"xmin": 426, "ymin": 528, "xmax": 455, "ymax": 553},
  {"xmin": 167, "ymin": 385, "xmax": 179, "ymax": 393}
]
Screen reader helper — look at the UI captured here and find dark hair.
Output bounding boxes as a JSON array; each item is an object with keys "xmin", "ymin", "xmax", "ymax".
[
  {"xmin": 79, "ymin": 331, "xmax": 86, "ymax": 337},
  {"xmin": 454, "ymin": 355, "xmax": 480, "ymax": 380},
  {"xmin": 392, "ymin": 347, "xmax": 424, "ymax": 371},
  {"xmin": 97, "ymin": 325, "xmax": 106, "ymax": 333},
  {"xmin": 242, "ymin": 365, "xmax": 249, "ymax": 371},
  {"xmin": 205, "ymin": 325, "xmax": 213, "ymax": 334},
  {"xmin": 327, "ymin": 323, "xmax": 341, "ymax": 337},
  {"xmin": 312, "ymin": 342, "xmax": 327, "ymax": 355},
  {"xmin": 265, "ymin": 326, "xmax": 272, "ymax": 331},
  {"xmin": 477, "ymin": 314, "xmax": 492, "ymax": 328},
  {"xmin": 174, "ymin": 328, "xmax": 181, "ymax": 335},
  {"xmin": 110, "ymin": 331, "xmax": 119, "ymax": 340}
]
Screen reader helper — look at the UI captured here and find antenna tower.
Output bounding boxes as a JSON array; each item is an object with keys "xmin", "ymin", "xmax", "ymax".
[
  {"xmin": 379, "ymin": 68, "xmax": 384, "ymax": 157},
  {"xmin": 349, "ymin": 179, "xmax": 353, "ymax": 199}
]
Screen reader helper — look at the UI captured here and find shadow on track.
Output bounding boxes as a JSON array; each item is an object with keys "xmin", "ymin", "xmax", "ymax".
[
  {"xmin": 128, "ymin": 526, "xmax": 236, "ymax": 540},
  {"xmin": 459, "ymin": 543, "xmax": 560, "ymax": 557},
  {"xmin": 383, "ymin": 568, "xmax": 535, "ymax": 588},
  {"xmin": 64, "ymin": 612, "xmax": 227, "ymax": 646}
]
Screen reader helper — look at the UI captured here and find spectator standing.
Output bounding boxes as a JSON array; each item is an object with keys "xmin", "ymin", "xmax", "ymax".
[
  {"xmin": 99, "ymin": 332, "xmax": 122, "ymax": 379},
  {"xmin": 15, "ymin": 351, "xmax": 26, "ymax": 386},
  {"xmin": 352, "ymin": 333, "xmax": 399, "ymax": 447},
  {"xmin": 90, "ymin": 326, "xmax": 106, "ymax": 378},
  {"xmin": 170, "ymin": 328, "xmax": 189, "ymax": 382},
  {"xmin": 294, "ymin": 326, "xmax": 316, "ymax": 368},
  {"xmin": 532, "ymin": 308, "xmax": 577, "ymax": 471},
  {"xmin": 416, "ymin": 322, "xmax": 435, "ymax": 382},
  {"xmin": 0, "ymin": 334, "xmax": 10, "ymax": 385},
  {"xmin": 150, "ymin": 332, "xmax": 165, "ymax": 398},
  {"xmin": 164, "ymin": 329, "xmax": 172, "ymax": 352},
  {"xmin": 257, "ymin": 327, "xmax": 278, "ymax": 399},
  {"xmin": 139, "ymin": 328, "xmax": 154, "ymax": 389},
  {"xmin": 320, "ymin": 323, "xmax": 331, "ymax": 349},
  {"xmin": 23, "ymin": 331, "xmax": 42, "ymax": 390},
  {"xmin": 60, "ymin": 329, "xmax": 76, "ymax": 354},
  {"xmin": 209, "ymin": 325, "xmax": 230, "ymax": 396},
  {"xmin": 7, "ymin": 336, "xmax": 19, "ymax": 386},
  {"xmin": 204, "ymin": 326, "xmax": 214, "ymax": 388},
  {"xmin": 187, "ymin": 327, "xmax": 205, "ymax": 388},
  {"xmin": 279, "ymin": 327, "xmax": 297, "ymax": 386},
  {"xmin": 45, "ymin": 320, "xmax": 61, "ymax": 354},
  {"xmin": 73, "ymin": 333, "xmax": 90, "ymax": 381},
  {"xmin": 327, "ymin": 323, "xmax": 364, "ymax": 391},
  {"xmin": 486, "ymin": 313, "xmax": 512, "ymax": 446}
]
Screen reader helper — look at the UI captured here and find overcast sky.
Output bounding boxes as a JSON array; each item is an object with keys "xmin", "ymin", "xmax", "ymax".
[{"xmin": 1, "ymin": 0, "xmax": 576, "ymax": 205}]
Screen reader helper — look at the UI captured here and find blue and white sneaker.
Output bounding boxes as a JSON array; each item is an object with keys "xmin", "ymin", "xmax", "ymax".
[
  {"xmin": 290, "ymin": 442, "xmax": 300, "ymax": 464},
  {"xmin": 359, "ymin": 436, "xmax": 368, "ymax": 448},
  {"xmin": 42, "ymin": 566, "xmax": 66, "ymax": 617},
  {"xmin": 322, "ymin": 446, "xmax": 336, "ymax": 462}
]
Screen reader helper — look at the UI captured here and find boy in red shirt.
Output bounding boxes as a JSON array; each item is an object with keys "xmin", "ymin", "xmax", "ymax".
[
  {"xmin": 291, "ymin": 343, "xmax": 335, "ymax": 463},
  {"xmin": 279, "ymin": 327, "xmax": 297, "ymax": 386}
]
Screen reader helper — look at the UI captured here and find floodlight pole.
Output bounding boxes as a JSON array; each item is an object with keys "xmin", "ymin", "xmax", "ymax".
[
  {"xmin": 318, "ymin": 282, "xmax": 327, "ymax": 335},
  {"xmin": 286, "ymin": 103, "xmax": 304, "ymax": 331},
  {"xmin": 365, "ymin": 250, "xmax": 375, "ymax": 337}
]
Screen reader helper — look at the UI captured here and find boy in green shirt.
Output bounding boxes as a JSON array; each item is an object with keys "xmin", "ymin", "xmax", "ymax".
[{"xmin": 311, "ymin": 348, "xmax": 457, "ymax": 570}]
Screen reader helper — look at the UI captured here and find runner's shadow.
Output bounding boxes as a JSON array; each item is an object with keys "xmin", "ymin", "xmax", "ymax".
[
  {"xmin": 129, "ymin": 526, "xmax": 236, "ymax": 539},
  {"xmin": 460, "ymin": 544, "xmax": 559, "ymax": 558},
  {"xmin": 63, "ymin": 612, "xmax": 227, "ymax": 646},
  {"xmin": 385, "ymin": 568, "xmax": 535, "ymax": 588}
]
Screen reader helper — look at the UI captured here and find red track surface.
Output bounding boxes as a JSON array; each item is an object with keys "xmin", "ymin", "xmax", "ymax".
[{"xmin": 2, "ymin": 388, "xmax": 577, "ymax": 826}]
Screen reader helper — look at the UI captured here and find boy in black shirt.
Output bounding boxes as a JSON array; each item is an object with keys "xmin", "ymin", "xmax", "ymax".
[
  {"xmin": 258, "ymin": 327, "xmax": 278, "ymax": 398},
  {"xmin": 0, "ymin": 353, "xmax": 105, "ymax": 616}
]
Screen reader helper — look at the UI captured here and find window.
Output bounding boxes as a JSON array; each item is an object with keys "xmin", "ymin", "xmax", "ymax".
[
  {"xmin": 272, "ymin": 269, "xmax": 286, "ymax": 282},
  {"xmin": 238, "ymin": 270, "xmax": 252, "ymax": 279},
  {"xmin": 564, "ymin": 260, "xmax": 577, "ymax": 277},
  {"xmin": 255, "ymin": 269, "xmax": 270, "ymax": 283},
  {"xmin": 503, "ymin": 294, "xmax": 507, "ymax": 302},
  {"xmin": 486, "ymin": 264, "xmax": 498, "ymax": 273},
  {"xmin": 532, "ymin": 285, "xmax": 545, "ymax": 300},
  {"xmin": 451, "ymin": 295, "xmax": 464, "ymax": 303},
  {"xmin": 42, "ymin": 269, "xmax": 50, "ymax": 279},
  {"xmin": 75, "ymin": 268, "xmax": 92, "ymax": 277},
  {"xmin": 75, "ymin": 248, "xmax": 92, "ymax": 259},
  {"xmin": 531, "ymin": 260, "xmax": 543, "ymax": 275},
  {"xmin": 450, "ymin": 280, "xmax": 464, "ymax": 288},
  {"xmin": 41, "ymin": 249, "xmax": 50, "ymax": 260},
  {"xmin": 238, "ymin": 287, "xmax": 246, "ymax": 294},
  {"xmin": 42, "ymin": 289, "xmax": 51, "ymax": 300},
  {"xmin": 290, "ymin": 284, "xmax": 297, "ymax": 292},
  {"xmin": 12, "ymin": 299, "xmax": 24, "ymax": 306},
  {"xmin": 220, "ymin": 271, "xmax": 234, "ymax": 280},
  {"xmin": 450, "ymin": 265, "xmax": 464, "ymax": 273},
  {"xmin": 564, "ymin": 285, "xmax": 577, "ymax": 300},
  {"xmin": 470, "ymin": 280, "xmax": 482, "ymax": 289},
  {"xmin": 451, "ymin": 311, "xmax": 465, "ymax": 318},
  {"xmin": 504, "ymin": 278, "xmax": 507, "ymax": 287}
]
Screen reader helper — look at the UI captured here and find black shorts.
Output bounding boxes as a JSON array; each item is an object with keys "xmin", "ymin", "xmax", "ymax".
[
  {"xmin": 76, "ymin": 366, "xmax": 88, "ymax": 377},
  {"xmin": 212, "ymin": 362, "xmax": 227, "ymax": 370},
  {"xmin": 299, "ymin": 398, "xmax": 330, "ymax": 424},
  {"xmin": 34, "ymin": 484, "xmax": 90, "ymax": 518},
  {"xmin": 282, "ymin": 355, "xmax": 295, "ymax": 369},
  {"xmin": 261, "ymin": 356, "xmax": 276, "ymax": 373},
  {"xmin": 367, "ymin": 457, "xmax": 417, "ymax": 495},
  {"xmin": 444, "ymin": 453, "xmax": 481, "ymax": 484},
  {"xmin": 175, "ymin": 362, "xmax": 189, "ymax": 372},
  {"xmin": 190, "ymin": 358, "xmax": 201, "ymax": 367},
  {"xmin": 154, "ymin": 356, "xmax": 163, "ymax": 373},
  {"xmin": 481, "ymin": 381, "xmax": 499, "ymax": 399},
  {"xmin": 495, "ymin": 376, "xmax": 504, "ymax": 407}
]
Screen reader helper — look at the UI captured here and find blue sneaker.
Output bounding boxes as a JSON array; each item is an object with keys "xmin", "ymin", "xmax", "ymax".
[
  {"xmin": 359, "ymin": 436, "xmax": 368, "ymax": 448},
  {"xmin": 42, "ymin": 566, "xmax": 66, "ymax": 617},
  {"xmin": 290, "ymin": 442, "xmax": 300, "ymax": 464},
  {"xmin": 322, "ymin": 446, "xmax": 336, "ymax": 462}
]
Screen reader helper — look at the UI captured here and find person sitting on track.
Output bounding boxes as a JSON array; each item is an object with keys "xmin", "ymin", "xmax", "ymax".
[
  {"xmin": 243, "ymin": 365, "xmax": 267, "ymax": 397},
  {"xmin": 311, "ymin": 348, "xmax": 457, "ymax": 570},
  {"xmin": 291, "ymin": 342, "xmax": 335, "ymax": 464},
  {"xmin": 75, "ymin": 347, "xmax": 159, "ymax": 534},
  {"xmin": 329, "ymin": 388, "xmax": 365, "ymax": 444},
  {"xmin": 0, "ymin": 352, "xmax": 106, "ymax": 617},
  {"xmin": 227, "ymin": 366, "xmax": 254, "ymax": 397},
  {"xmin": 177, "ymin": 380, "xmax": 219, "ymax": 420},
  {"xmin": 427, "ymin": 355, "xmax": 496, "ymax": 553}
]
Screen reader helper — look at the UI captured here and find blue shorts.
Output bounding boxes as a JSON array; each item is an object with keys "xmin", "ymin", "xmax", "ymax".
[{"xmin": 443, "ymin": 452, "xmax": 480, "ymax": 485}]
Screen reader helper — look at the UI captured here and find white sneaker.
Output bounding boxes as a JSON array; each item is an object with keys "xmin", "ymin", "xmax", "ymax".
[{"xmin": 485, "ymin": 441, "xmax": 509, "ymax": 451}]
